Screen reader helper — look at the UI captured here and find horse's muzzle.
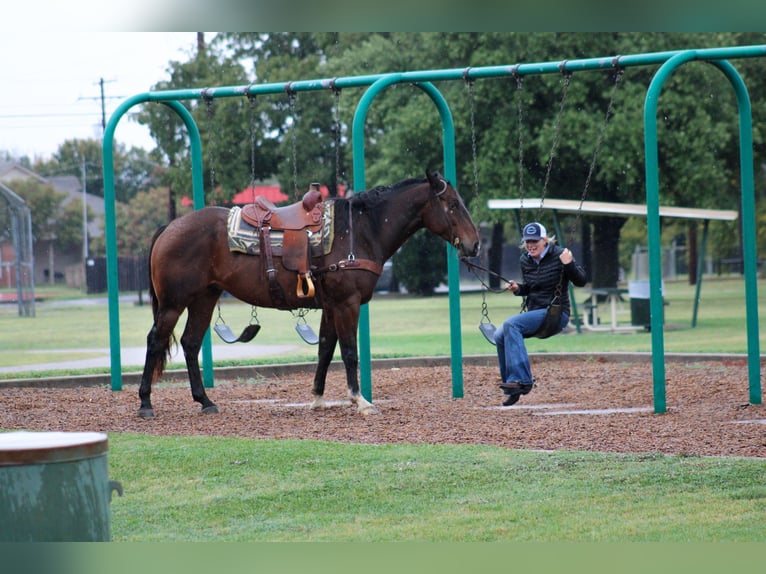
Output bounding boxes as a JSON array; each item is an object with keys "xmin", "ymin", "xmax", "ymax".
[{"xmin": 455, "ymin": 237, "xmax": 480, "ymax": 258}]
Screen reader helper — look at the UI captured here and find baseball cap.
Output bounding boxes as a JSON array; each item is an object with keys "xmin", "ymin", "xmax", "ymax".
[{"xmin": 522, "ymin": 222, "xmax": 547, "ymax": 241}]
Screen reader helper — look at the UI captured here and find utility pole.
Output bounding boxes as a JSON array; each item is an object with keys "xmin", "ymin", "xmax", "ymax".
[{"xmin": 78, "ymin": 78, "xmax": 121, "ymax": 138}]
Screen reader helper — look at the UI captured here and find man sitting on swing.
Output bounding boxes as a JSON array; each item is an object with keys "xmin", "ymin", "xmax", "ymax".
[{"xmin": 494, "ymin": 221, "xmax": 587, "ymax": 406}]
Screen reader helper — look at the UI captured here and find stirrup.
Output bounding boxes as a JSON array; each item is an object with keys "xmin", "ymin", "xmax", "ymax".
[{"xmin": 479, "ymin": 321, "xmax": 497, "ymax": 345}]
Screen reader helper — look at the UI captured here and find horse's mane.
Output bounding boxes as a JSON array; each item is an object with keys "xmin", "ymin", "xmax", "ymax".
[{"xmin": 347, "ymin": 177, "xmax": 426, "ymax": 211}]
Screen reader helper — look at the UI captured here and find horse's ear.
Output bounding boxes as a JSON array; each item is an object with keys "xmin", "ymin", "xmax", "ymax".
[{"xmin": 426, "ymin": 169, "xmax": 442, "ymax": 187}]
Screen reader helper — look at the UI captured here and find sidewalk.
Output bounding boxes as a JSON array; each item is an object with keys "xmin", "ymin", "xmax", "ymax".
[{"xmin": 0, "ymin": 343, "xmax": 302, "ymax": 374}]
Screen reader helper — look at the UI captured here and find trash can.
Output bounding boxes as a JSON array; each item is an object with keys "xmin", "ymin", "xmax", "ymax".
[
  {"xmin": 0, "ymin": 431, "xmax": 122, "ymax": 542},
  {"xmin": 628, "ymin": 280, "xmax": 663, "ymax": 330}
]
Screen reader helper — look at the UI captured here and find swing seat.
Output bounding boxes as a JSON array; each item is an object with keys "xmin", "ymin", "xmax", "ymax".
[
  {"xmin": 479, "ymin": 321, "xmax": 497, "ymax": 345},
  {"xmin": 295, "ymin": 322, "xmax": 319, "ymax": 345},
  {"xmin": 213, "ymin": 322, "xmax": 261, "ymax": 344}
]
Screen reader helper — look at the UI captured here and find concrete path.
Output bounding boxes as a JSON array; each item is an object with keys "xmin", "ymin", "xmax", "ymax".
[{"xmin": 0, "ymin": 343, "xmax": 302, "ymax": 374}]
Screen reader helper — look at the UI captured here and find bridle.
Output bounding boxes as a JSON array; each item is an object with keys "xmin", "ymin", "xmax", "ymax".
[{"xmin": 430, "ymin": 177, "xmax": 463, "ymax": 252}]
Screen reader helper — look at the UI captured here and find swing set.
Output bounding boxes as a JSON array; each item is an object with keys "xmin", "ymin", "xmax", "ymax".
[
  {"xmin": 464, "ymin": 61, "xmax": 623, "ymax": 343},
  {"xmin": 102, "ymin": 45, "xmax": 764, "ymax": 414}
]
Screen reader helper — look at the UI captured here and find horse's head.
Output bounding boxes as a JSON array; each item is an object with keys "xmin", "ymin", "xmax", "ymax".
[{"xmin": 424, "ymin": 170, "xmax": 480, "ymax": 258}]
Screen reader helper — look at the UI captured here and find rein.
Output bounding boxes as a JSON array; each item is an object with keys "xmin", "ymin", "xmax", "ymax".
[{"xmin": 461, "ymin": 258, "xmax": 512, "ymax": 293}]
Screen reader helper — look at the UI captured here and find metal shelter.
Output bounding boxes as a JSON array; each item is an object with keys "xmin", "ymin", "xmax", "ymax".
[
  {"xmin": 0, "ymin": 182, "xmax": 35, "ymax": 317},
  {"xmin": 101, "ymin": 44, "xmax": 764, "ymax": 414},
  {"xmin": 488, "ymin": 197, "xmax": 738, "ymax": 328}
]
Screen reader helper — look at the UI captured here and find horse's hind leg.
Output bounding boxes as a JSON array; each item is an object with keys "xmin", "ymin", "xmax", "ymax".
[
  {"xmin": 138, "ymin": 308, "xmax": 181, "ymax": 418},
  {"xmin": 310, "ymin": 310, "xmax": 338, "ymax": 410},
  {"xmin": 181, "ymin": 292, "xmax": 221, "ymax": 414}
]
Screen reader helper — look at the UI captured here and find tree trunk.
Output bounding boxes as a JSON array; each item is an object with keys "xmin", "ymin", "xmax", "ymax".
[
  {"xmin": 488, "ymin": 222, "xmax": 504, "ymax": 290},
  {"xmin": 47, "ymin": 240, "xmax": 55, "ymax": 285},
  {"xmin": 688, "ymin": 222, "xmax": 698, "ymax": 285},
  {"xmin": 590, "ymin": 216, "xmax": 626, "ymax": 288}
]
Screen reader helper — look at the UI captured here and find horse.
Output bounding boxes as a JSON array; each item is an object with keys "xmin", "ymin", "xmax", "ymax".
[{"xmin": 137, "ymin": 169, "xmax": 480, "ymax": 418}]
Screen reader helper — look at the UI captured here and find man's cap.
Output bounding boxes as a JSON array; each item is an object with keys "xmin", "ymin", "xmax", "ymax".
[{"xmin": 522, "ymin": 222, "xmax": 547, "ymax": 241}]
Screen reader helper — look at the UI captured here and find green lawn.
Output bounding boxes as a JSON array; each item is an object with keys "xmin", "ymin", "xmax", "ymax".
[
  {"xmin": 108, "ymin": 434, "xmax": 766, "ymax": 542},
  {"xmin": 0, "ymin": 275, "xmax": 762, "ymax": 376}
]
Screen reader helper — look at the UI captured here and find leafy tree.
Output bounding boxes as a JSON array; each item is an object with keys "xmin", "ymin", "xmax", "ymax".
[
  {"xmin": 32, "ymin": 138, "xmax": 158, "ymax": 203},
  {"xmin": 392, "ymin": 229, "xmax": 447, "ymax": 296},
  {"xmin": 133, "ymin": 32, "xmax": 766, "ymax": 290}
]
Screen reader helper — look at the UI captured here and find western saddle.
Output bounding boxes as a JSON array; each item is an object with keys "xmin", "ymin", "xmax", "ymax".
[{"xmin": 240, "ymin": 183, "xmax": 325, "ymax": 304}]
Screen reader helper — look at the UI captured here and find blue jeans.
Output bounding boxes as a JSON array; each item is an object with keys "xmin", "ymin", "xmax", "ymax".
[{"xmin": 493, "ymin": 308, "xmax": 569, "ymax": 386}]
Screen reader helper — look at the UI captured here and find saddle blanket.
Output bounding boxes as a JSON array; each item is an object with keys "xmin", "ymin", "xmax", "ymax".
[{"xmin": 226, "ymin": 203, "xmax": 335, "ymax": 257}]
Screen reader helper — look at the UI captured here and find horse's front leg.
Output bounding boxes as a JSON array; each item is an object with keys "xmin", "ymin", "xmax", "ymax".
[
  {"xmin": 336, "ymin": 309, "xmax": 378, "ymax": 416},
  {"xmin": 310, "ymin": 310, "xmax": 337, "ymax": 410}
]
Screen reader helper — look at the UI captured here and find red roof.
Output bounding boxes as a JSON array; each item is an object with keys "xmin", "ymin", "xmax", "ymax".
[{"xmin": 180, "ymin": 183, "xmax": 344, "ymax": 207}]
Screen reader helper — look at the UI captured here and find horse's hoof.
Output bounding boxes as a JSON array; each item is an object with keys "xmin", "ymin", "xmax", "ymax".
[
  {"xmin": 358, "ymin": 404, "xmax": 380, "ymax": 416},
  {"xmin": 138, "ymin": 408, "xmax": 155, "ymax": 419},
  {"xmin": 201, "ymin": 404, "xmax": 220, "ymax": 415},
  {"xmin": 310, "ymin": 397, "xmax": 327, "ymax": 410}
]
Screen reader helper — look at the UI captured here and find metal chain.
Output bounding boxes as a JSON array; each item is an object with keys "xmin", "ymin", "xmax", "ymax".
[
  {"xmin": 202, "ymin": 90, "xmax": 217, "ymax": 199},
  {"xmin": 465, "ymin": 77, "xmax": 480, "ymax": 202},
  {"xmin": 513, "ymin": 69, "xmax": 526, "ymax": 221},
  {"xmin": 286, "ymin": 85, "xmax": 299, "ymax": 200},
  {"xmin": 572, "ymin": 68, "xmax": 624, "ymax": 231},
  {"xmin": 247, "ymin": 91, "xmax": 258, "ymax": 197},
  {"xmin": 332, "ymin": 81, "xmax": 342, "ymax": 195},
  {"xmin": 538, "ymin": 69, "xmax": 572, "ymax": 219}
]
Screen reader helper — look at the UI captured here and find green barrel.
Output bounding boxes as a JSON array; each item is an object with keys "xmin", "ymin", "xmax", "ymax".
[{"xmin": 0, "ymin": 431, "xmax": 120, "ymax": 542}]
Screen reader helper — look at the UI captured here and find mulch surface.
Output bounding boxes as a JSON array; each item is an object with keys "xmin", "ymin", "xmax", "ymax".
[{"xmin": 1, "ymin": 358, "xmax": 765, "ymax": 458}]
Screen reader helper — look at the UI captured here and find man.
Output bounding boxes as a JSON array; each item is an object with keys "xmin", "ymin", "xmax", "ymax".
[{"xmin": 493, "ymin": 221, "xmax": 587, "ymax": 406}]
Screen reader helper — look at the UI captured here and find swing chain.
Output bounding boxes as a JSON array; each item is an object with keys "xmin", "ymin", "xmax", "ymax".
[
  {"xmin": 538, "ymin": 69, "xmax": 572, "ymax": 219},
  {"xmin": 480, "ymin": 292, "xmax": 492, "ymax": 324},
  {"xmin": 202, "ymin": 89, "xmax": 218, "ymax": 196},
  {"xmin": 286, "ymin": 83, "xmax": 300, "ymax": 200},
  {"xmin": 330, "ymin": 78, "xmax": 343, "ymax": 195},
  {"xmin": 246, "ymin": 88, "xmax": 259, "ymax": 193},
  {"xmin": 463, "ymin": 71, "xmax": 480, "ymax": 202},
  {"xmin": 573, "ymin": 65, "xmax": 624, "ymax": 229},
  {"xmin": 513, "ymin": 68, "xmax": 526, "ymax": 218}
]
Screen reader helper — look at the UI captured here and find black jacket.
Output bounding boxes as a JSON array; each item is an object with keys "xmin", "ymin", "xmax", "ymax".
[{"xmin": 515, "ymin": 244, "xmax": 587, "ymax": 315}]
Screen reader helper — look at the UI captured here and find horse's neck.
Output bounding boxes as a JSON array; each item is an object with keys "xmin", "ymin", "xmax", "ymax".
[{"xmin": 352, "ymin": 186, "xmax": 428, "ymax": 262}]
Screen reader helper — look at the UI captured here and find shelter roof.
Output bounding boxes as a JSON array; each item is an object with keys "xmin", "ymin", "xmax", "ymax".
[{"xmin": 487, "ymin": 198, "xmax": 738, "ymax": 221}]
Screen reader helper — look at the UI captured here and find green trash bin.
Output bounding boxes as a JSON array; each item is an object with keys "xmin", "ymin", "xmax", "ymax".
[
  {"xmin": 0, "ymin": 431, "xmax": 122, "ymax": 542},
  {"xmin": 628, "ymin": 280, "xmax": 663, "ymax": 330}
]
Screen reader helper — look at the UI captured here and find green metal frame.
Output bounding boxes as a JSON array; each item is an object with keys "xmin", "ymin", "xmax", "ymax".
[{"xmin": 102, "ymin": 44, "xmax": 764, "ymax": 413}]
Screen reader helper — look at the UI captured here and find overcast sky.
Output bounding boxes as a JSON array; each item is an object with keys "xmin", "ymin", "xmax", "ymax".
[{"xmin": 0, "ymin": 32, "xmax": 204, "ymax": 160}]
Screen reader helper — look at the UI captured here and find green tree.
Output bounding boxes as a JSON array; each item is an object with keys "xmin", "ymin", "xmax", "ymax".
[{"xmin": 392, "ymin": 229, "xmax": 447, "ymax": 296}]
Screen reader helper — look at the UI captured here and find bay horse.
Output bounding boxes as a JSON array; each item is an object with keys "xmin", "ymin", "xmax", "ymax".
[{"xmin": 138, "ymin": 169, "xmax": 480, "ymax": 418}]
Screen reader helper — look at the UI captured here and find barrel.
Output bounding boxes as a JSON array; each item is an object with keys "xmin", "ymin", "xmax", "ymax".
[{"xmin": 0, "ymin": 431, "xmax": 121, "ymax": 542}]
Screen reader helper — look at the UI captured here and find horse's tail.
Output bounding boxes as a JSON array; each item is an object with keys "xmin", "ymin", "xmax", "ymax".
[{"xmin": 147, "ymin": 224, "xmax": 175, "ymax": 377}]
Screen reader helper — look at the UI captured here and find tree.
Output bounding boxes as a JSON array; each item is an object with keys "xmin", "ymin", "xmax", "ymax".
[
  {"xmin": 392, "ymin": 229, "xmax": 447, "ymax": 296},
  {"xmin": 134, "ymin": 32, "xmax": 765, "ymax": 288},
  {"xmin": 32, "ymin": 138, "xmax": 158, "ymax": 203}
]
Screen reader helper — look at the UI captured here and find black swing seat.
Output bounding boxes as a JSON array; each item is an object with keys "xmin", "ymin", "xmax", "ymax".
[{"xmin": 213, "ymin": 322, "xmax": 261, "ymax": 344}]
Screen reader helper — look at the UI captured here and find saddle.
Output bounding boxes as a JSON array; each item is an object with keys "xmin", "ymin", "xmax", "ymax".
[{"xmin": 239, "ymin": 184, "xmax": 325, "ymax": 303}]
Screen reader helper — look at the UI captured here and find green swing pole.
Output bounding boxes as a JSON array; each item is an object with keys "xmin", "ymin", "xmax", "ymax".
[
  {"xmin": 352, "ymin": 75, "xmax": 464, "ymax": 401},
  {"xmin": 103, "ymin": 97, "xmax": 206, "ymax": 391},
  {"xmin": 645, "ymin": 51, "xmax": 761, "ymax": 413}
]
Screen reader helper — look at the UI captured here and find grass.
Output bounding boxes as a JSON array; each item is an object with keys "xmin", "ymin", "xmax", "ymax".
[
  {"xmin": 0, "ymin": 275, "xmax": 763, "ymax": 378},
  {"xmin": 108, "ymin": 434, "xmax": 766, "ymax": 542},
  {"xmin": 2, "ymin": 279, "xmax": 765, "ymax": 544}
]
